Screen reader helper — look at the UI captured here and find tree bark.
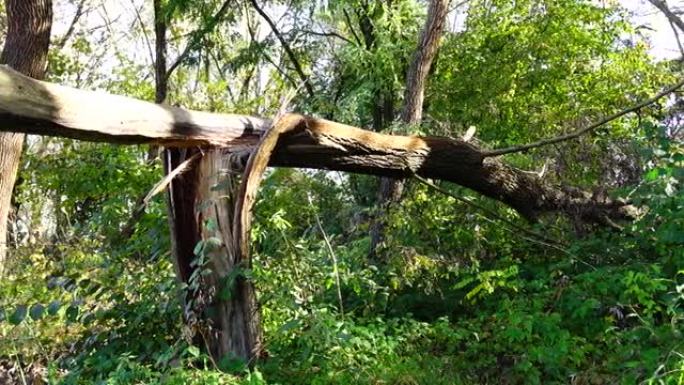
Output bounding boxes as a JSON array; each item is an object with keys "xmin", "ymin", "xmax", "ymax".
[
  {"xmin": 163, "ymin": 148, "xmax": 262, "ymax": 363},
  {"xmin": 370, "ymin": 0, "xmax": 449, "ymax": 256},
  {"xmin": 152, "ymin": 0, "xmax": 263, "ymax": 364},
  {"xmin": 0, "ymin": 0, "xmax": 52, "ymax": 275},
  {"xmin": 153, "ymin": 0, "xmax": 167, "ymax": 105},
  {"xmin": 0, "ymin": 68, "xmax": 638, "ymax": 224}
]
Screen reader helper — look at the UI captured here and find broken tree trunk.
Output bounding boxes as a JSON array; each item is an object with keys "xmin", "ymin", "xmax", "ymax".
[
  {"xmin": 149, "ymin": 0, "xmax": 262, "ymax": 364},
  {"xmin": 0, "ymin": 65, "xmax": 635, "ymax": 224},
  {"xmin": 160, "ymin": 147, "xmax": 262, "ymax": 363}
]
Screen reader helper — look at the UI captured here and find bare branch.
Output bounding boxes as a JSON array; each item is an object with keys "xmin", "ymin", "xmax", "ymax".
[
  {"xmin": 128, "ymin": 0, "xmax": 155, "ymax": 67},
  {"xmin": 55, "ymin": 0, "xmax": 88, "ymax": 49},
  {"xmin": 648, "ymin": 0, "xmax": 684, "ymax": 33},
  {"xmin": 296, "ymin": 28, "xmax": 354, "ymax": 45},
  {"xmin": 342, "ymin": 8, "xmax": 363, "ymax": 47},
  {"xmin": 670, "ymin": 19, "xmax": 684, "ymax": 57}
]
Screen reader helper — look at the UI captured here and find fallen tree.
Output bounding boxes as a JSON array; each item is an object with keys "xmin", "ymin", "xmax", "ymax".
[{"xmin": 0, "ymin": 64, "xmax": 672, "ymax": 223}]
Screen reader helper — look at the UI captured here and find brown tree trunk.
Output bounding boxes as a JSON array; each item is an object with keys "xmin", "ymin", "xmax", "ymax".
[
  {"xmin": 196, "ymin": 149, "xmax": 262, "ymax": 363},
  {"xmin": 370, "ymin": 0, "xmax": 448, "ymax": 256},
  {"xmin": 153, "ymin": 0, "xmax": 262, "ymax": 364},
  {"xmin": 164, "ymin": 148, "xmax": 263, "ymax": 364},
  {"xmin": 0, "ymin": 0, "xmax": 52, "ymax": 275}
]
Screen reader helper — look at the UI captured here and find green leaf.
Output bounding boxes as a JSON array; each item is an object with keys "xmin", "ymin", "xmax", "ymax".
[
  {"xmin": 218, "ymin": 354, "xmax": 247, "ymax": 374},
  {"xmin": 29, "ymin": 304, "xmax": 45, "ymax": 321},
  {"xmin": 278, "ymin": 319, "xmax": 301, "ymax": 333},
  {"xmin": 66, "ymin": 304, "xmax": 79, "ymax": 323},
  {"xmin": 193, "ymin": 240, "xmax": 205, "ymax": 256},
  {"xmin": 10, "ymin": 305, "xmax": 28, "ymax": 325},
  {"xmin": 187, "ymin": 346, "xmax": 200, "ymax": 357},
  {"xmin": 47, "ymin": 300, "xmax": 61, "ymax": 316}
]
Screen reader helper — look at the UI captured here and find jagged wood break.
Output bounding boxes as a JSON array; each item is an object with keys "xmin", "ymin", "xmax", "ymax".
[{"xmin": 0, "ymin": 65, "xmax": 634, "ymax": 223}]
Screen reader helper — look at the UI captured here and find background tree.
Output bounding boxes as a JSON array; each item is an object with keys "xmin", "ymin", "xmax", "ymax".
[{"xmin": 0, "ymin": 0, "xmax": 52, "ymax": 275}]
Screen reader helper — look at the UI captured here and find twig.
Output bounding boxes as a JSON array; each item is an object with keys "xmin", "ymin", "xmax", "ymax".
[
  {"xmin": 648, "ymin": 0, "xmax": 684, "ymax": 33},
  {"xmin": 128, "ymin": 0, "xmax": 155, "ymax": 67},
  {"xmin": 308, "ymin": 195, "xmax": 344, "ymax": 317},
  {"xmin": 483, "ymin": 78, "xmax": 684, "ymax": 157},
  {"xmin": 250, "ymin": 0, "xmax": 315, "ymax": 97},
  {"xmin": 245, "ymin": 8, "xmax": 300, "ymax": 89},
  {"xmin": 342, "ymin": 8, "xmax": 363, "ymax": 48},
  {"xmin": 55, "ymin": 0, "xmax": 88, "ymax": 49},
  {"xmin": 297, "ymin": 28, "xmax": 354, "ymax": 45},
  {"xmin": 670, "ymin": 20, "xmax": 684, "ymax": 57}
]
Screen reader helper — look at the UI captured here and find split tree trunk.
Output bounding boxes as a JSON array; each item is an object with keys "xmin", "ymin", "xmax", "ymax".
[
  {"xmin": 0, "ymin": 0, "xmax": 52, "ymax": 275},
  {"xmin": 152, "ymin": 0, "xmax": 263, "ymax": 364}
]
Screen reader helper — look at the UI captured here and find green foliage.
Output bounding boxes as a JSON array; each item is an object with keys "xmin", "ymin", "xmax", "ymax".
[{"xmin": 4, "ymin": 0, "xmax": 684, "ymax": 384}]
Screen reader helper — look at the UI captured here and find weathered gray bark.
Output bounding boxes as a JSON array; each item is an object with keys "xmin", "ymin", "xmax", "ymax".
[
  {"xmin": 0, "ymin": 0, "xmax": 52, "ymax": 275},
  {"xmin": 371, "ymin": 0, "xmax": 449, "ymax": 255}
]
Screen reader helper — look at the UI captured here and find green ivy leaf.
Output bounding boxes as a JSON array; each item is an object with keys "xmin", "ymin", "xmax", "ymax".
[
  {"xmin": 29, "ymin": 304, "xmax": 45, "ymax": 321},
  {"xmin": 66, "ymin": 304, "xmax": 79, "ymax": 323},
  {"xmin": 10, "ymin": 305, "xmax": 28, "ymax": 325},
  {"xmin": 47, "ymin": 300, "xmax": 61, "ymax": 316},
  {"xmin": 187, "ymin": 346, "xmax": 200, "ymax": 357}
]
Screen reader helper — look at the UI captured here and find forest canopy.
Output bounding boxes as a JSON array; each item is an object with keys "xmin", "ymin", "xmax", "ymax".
[{"xmin": 0, "ymin": 0, "xmax": 683, "ymax": 384}]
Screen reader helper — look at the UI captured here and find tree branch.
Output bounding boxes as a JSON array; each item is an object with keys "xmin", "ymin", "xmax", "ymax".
[
  {"xmin": 342, "ymin": 8, "xmax": 363, "ymax": 47},
  {"xmin": 483, "ymin": 78, "xmax": 684, "ymax": 157},
  {"xmin": 250, "ymin": 0, "xmax": 315, "ymax": 97},
  {"xmin": 648, "ymin": 0, "xmax": 684, "ymax": 34},
  {"xmin": 297, "ymin": 28, "xmax": 354, "ymax": 45},
  {"xmin": 129, "ymin": 0, "xmax": 155, "ymax": 68},
  {"xmin": 55, "ymin": 0, "xmax": 88, "ymax": 50}
]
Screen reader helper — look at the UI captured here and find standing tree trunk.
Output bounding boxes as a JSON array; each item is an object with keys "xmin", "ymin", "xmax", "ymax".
[
  {"xmin": 369, "ymin": 0, "xmax": 449, "ymax": 257},
  {"xmin": 164, "ymin": 148, "xmax": 263, "ymax": 364},
  {"xmin": 153, "ymin": 0, "xmax": 263, "ymax": 364},
  {"xmin": 0, "ymin": 0, "xmax": 52, "ymax": 275}
]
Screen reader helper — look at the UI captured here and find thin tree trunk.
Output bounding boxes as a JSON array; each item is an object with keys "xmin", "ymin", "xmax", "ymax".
[
  {"xmin": 0, "ymin": 0, "xmax": 52, "ymax": 275},
  {"xmin": 370, "ymin": 0, "xmax": 449, "ymax": 257},
  {"xmin": 153, "ymin": 0, "xmax": 167, "ymax": 105}
]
